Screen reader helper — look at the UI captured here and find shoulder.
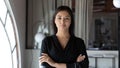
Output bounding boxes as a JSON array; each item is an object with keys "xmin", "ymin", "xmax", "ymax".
[
  {"xmin": 73, "ymin": 36, "xmax": 87, "ymax": 50},
  {"xmin": 73, "ymin": 36, "xmax": 84, "ymax": 43},
  {"xmin": 72, "ymin": 36, "xmax": 85, "ymax": 48},
  {"xmin": 43, "ymin": 35, "xmax": 54, "ymax": 41}
]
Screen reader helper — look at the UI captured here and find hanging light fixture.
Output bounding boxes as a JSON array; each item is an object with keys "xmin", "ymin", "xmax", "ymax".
[{"xmin": 113, "ymin": 0, "xmax": 120, "ymax": 8}]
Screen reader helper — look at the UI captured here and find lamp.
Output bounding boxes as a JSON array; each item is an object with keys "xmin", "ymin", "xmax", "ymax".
[
  {"xmin": 34, "ymin": 32, "xmax": 45, "ymax": 49},
  {"xmin": 113, "ymin": 0, "xmax": 120, "ymax": 8},
  {"xmin": 34, "ymin": 19, "xmax": 48, "ymax": 49}
]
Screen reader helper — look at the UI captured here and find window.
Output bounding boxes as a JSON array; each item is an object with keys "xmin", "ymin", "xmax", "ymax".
[{"xmin": 0, "ymin": 0, "xmax": 20, "ymax": 68}]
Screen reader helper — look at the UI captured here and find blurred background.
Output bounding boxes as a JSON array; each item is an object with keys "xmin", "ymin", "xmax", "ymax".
[{"xmin": 0, "ymin": 0, "xmax": 119, "ymax": 68}]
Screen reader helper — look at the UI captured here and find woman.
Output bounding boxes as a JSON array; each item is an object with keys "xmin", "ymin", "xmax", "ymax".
[{"xmin": 39, "ymin": 6, "xmax": 89, "ymax": 68}]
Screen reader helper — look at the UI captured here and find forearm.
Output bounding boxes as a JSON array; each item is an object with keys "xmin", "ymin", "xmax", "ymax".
[{"xmin": 40, "ymin": 53, "xmax": 66, "ymax": 68}]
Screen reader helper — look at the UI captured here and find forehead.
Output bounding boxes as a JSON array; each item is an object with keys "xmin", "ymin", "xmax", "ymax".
[{"xmin": 56, "ymin": 11, "xmax": 70, "ymax": 17}]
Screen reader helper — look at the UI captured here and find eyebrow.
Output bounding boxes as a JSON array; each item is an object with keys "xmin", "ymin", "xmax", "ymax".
[{"xmin": 56, "ymin": 15, "xmax": 70, "ymax": 17}]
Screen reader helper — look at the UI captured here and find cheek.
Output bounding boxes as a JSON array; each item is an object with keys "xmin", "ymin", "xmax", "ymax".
[
  {"xmin": 67, "ymin": 21, "xmax": 71, "ymax": 27},
  {"xmin": 54, "ymin": 19, "xmax": 59, "ymax": 27},
  {"xmin": 54, "ymin": 18, "xmax": 58, "ymax": 24},
  {"xmin": 54, "ymin": 20, "xmax": 57, "ymax": 26}
]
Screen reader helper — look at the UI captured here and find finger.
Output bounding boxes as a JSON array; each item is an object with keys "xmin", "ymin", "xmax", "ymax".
[
  {"xmin": 39, "ymin": 56, "xmax": 47, "ymax": 61},
  {"xmin": 42, "ymin": 53, "xmax": 48, "ymax": 56},
  {"xmin": 40, "ymin": 57, "xmax": 47, "ymax": 63},
  {"xmin": 77, "ymin": 55, "xmax": 86, "ymax": 62},
  {"xmin": 79, "ymin": 54, "xmax": 82, "ymax": 56},
  {"xmin": 39, "ymin": 58, "xmax": 45, "ymax": 63},
  {"xmin": 39, "ymin": 56, "xmax": 46, "ymax": 59},
  {"xmin": 81, "ymin": 55, "xmax": 85, "ymax": 59},
  {"xmin": 79, "ymin": 55, "xmax": 85, "ymax": 58}
]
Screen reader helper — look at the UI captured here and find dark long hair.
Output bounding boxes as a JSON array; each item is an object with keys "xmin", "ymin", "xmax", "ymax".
[{"xmin": 52, "ymin": 6, "xmax": 75, "ymax": 36}]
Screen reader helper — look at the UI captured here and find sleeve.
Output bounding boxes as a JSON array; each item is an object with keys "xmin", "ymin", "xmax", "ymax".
[
  {"xmin": 40, "ymin": 38, "xmax": 48, "ymax": 55},
  {"xmin": 79, "ymin": 40, "xmax": 89, "ymax": 68},
  {"xmin": 66, "ymin": 39, "xmax": 89, "ymax": 68},
  {"xmin": 40, "ymin": 37, "xmax": 52, "ymax": 68},
  {"xmin": 79, "ymin": 53, "xmax": 89, "ymax": 68},
  {"xmin": 66, "ymin": 62, "xmax": 81, "ymax": 68}
]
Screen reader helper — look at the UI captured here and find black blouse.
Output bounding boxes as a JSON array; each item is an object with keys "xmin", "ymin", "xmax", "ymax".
[{"xmin": 40, "ymin": 35, "xmax": 89, "ymax": 68}]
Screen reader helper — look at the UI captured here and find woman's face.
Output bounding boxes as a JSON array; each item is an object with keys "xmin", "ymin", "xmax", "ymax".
[{"xmin": 55, "ymin": 11, "xmax": 71, "ymax": 32}]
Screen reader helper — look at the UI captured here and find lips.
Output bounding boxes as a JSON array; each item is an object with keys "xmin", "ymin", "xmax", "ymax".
[{"xmin": 60, "ymin": 24, "xmax": 66, "ymax": 27}]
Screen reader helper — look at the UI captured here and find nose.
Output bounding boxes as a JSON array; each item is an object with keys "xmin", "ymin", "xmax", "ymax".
[{"xmin": 61, "ymin": 18, "xmax": 65, "ymax": 24}]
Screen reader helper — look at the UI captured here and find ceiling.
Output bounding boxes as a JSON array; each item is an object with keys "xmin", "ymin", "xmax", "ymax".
[
  {"xmin": 72, "ymin": 0, "xmax": 120, "ymax": 13},
  {"xmin": 93, "ymin": 0, "xmax": 120, "ymax": 13}
]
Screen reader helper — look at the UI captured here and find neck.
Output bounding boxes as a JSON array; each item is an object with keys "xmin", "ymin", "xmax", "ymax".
[{"xmin": 56, "ymin": 31, "xmax": 70, "ymax": 38}]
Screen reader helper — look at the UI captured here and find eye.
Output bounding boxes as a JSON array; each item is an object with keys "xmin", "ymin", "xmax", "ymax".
[
  {"xmin": 58, "ymin": 17, "xmax": 61, "ymax": 19},
  {"xmin": 56, "ymin": 17, "xmax": 61, "ymax": 20},
  {"xmin": 65, "ymin": 17, "xmax": 70, "ymax": 20}
]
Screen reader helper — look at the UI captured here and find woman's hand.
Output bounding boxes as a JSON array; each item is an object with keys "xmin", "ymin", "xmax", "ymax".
[
  {"xmin": 76, "ymin": 54, "xmax": 85, "ymax": 62},
  {"xmin": 39, "ymin": 53, "xmax": 66, "ymax": 68},
  {"xmin": 39, "ymin": 53, "xmax": 56, "ymax": 67}
]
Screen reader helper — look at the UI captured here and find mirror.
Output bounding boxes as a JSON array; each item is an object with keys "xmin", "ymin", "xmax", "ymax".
[
  {"xmin": 26, "ymin": 0, "xmax": 119, "ymax": 50},
  {"xmin": 88, "ymin": 0, "xmax": 119, "ymax": 50},
  {"xmin": 89, "ymin": 12, "xmax": 118, "ymax": 50}
]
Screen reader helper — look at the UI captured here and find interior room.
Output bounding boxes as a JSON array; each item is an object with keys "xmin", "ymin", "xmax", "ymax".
[{"xmin": 0, "ymin": 0, "xmax": 119, "ymax": 68}]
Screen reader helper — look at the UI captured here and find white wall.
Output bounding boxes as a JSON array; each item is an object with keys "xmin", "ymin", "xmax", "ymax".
[
  {"xmin": 25, "ymin": 49, "xmax": 40, "ymax": 68},
  {"xmin": 9, "ymin": 0, "xmax": 26, "ymax": 68}
]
